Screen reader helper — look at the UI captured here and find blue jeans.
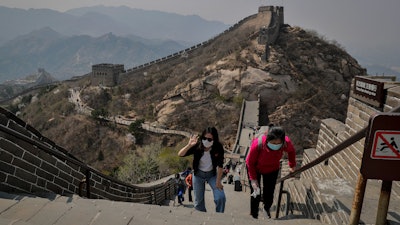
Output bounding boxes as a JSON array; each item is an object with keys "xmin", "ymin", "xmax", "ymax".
[
  {"xmin": 178, "ymin": 189, "xmax": 184, "ymax": 203},
  {"xmin": 192, "ymin": 170, "xmax": 226, "ymax": 213}
]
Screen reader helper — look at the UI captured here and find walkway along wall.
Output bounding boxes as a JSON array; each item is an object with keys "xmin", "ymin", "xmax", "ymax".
[{"xmin": 0, "ymin": 107, "xmax": 176, "ymax": 205}]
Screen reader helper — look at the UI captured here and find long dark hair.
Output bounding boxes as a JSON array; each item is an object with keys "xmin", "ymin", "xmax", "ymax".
[{"xmin": 200, "ymin": 127, "xmax": 220, "ymax": 149}]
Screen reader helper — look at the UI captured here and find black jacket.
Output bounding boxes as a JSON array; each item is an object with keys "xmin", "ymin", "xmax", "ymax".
[{"xmin": 183, "ymin": 142, "xmax": 224, "ymax": 176}]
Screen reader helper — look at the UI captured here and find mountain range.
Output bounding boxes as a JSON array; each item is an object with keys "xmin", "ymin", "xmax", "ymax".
[
  {"xmin": 0, "ymin": 5, "xmax": 228, "ymax": 82},
  {"xmin": 8, "ymin": 13, "xmax": 366, "ymax": 172},
  {"xmin": 0, "ymin": 5, "xmax": 398, "ymax": 84}
]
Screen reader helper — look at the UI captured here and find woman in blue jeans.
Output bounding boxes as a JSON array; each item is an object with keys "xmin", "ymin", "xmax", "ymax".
[{"xmin": 178, "ymin": 127, "xmax": 226, "ymax": 213}]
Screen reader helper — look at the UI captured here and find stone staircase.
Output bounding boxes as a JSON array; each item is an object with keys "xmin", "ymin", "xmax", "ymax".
[
  {"xmin": 0, "ymin": 190, "xmax": 325, "ymax": 225},
  {"xmin": 277, "ymin": 148, "xmax": 400, "ymax": 225}
]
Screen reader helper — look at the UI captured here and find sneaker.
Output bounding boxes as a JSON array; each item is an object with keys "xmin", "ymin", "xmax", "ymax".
[{"xmin": 263, "ymin": 208, "xmax": 271, "ymax": 219}]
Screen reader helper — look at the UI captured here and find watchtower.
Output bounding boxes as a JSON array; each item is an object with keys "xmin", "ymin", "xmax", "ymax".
[
  {"xmin": 91, "ymin": 63, "xmax": 124, "ymax": 87},
  {"xmin": 258, "ymin": 6, "xmax": 284, "ymax": 61}
]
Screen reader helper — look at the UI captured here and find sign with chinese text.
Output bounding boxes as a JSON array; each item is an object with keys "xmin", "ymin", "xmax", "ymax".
[{"xmin": 353, "ymin": 76, "xmax": 385, "ymax": 107}]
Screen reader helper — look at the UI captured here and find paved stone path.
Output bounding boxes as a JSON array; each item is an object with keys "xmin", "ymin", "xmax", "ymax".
[{"xmin": 0, "ymin": 180, "xmax": 326, "ymax": 225}]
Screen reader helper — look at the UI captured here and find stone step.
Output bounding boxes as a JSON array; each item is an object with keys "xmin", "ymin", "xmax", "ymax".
[
  {"xmin": 285, "ymin": 178, "xmax": 312, "ymax": 218},
  {"xmin": 0, "ymin": 191, "xmax": 327, "ymax": 225},
  {"xmin": 284, "ymin": 175, "xmax": 400, "ymax": 225},
  {"xmin": 299, "ymin": 148, "xmax": 400, "ymax": 224}
]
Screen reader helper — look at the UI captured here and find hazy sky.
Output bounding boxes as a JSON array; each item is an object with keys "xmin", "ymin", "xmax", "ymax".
[
  {"xmin": 1, "ymin": 0, "xmax": 399, "ymax": 69},
  {"xmin": 1, "ymin": 0, "xmax": 398, "ymax": 45}
]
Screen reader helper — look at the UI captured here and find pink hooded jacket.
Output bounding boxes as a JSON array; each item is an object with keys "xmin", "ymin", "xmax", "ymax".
[{"xmin": 246, "ymin": 135, "xmax": 296, "ymax": 180}]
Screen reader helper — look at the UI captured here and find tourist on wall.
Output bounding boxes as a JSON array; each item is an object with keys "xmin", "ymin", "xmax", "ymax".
[
  {"xmin": 245, "ymin": 125, "xmax": 296, "ymax": 219},
  {"xmin": 185, "ymin": 171, "xmax": 193, "ymax": 202},
  {"xmin": 178, "ymin": 127, "xmax": 226, "ymax": 213},
  {"xmin": 174, "ymin": 173, "xmax": 186, "ymax": 205}
]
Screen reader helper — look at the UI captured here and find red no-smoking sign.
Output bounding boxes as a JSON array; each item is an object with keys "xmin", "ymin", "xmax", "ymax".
[
  {"xmin": 371, "ymin": 130, "xmax": 400, "ymax": 160},
  {"xmin": 361, "ymin": 113, "xmax": 400, "ymax": 181}
]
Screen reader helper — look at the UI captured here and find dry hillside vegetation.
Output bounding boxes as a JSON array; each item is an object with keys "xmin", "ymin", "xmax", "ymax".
[{"xmin": 18, "ymin": 14, "xmax": 366, "ymax": 174}]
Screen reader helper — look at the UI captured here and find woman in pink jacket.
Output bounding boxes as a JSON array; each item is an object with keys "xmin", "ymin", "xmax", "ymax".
[{"xmin": 245, "ymin": 125, "xmax": 296, "ymax": 219}]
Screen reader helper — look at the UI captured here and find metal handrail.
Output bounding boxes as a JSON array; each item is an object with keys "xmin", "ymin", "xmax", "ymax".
[
  {"xmin": 274, "ymin": 105, "xmax": 400, "ymax": 218},
  {"xmin": 280, "ymin": 190, "xmax": 292, "ymax": 216},
  {"xmin": 278, "ymin": 126, "xmax": 366, "ymax": 183}
]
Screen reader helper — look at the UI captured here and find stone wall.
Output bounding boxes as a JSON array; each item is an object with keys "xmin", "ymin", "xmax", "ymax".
[
  {"xmin": 297, "ymin": 76, "xmax": 400, "ymax": 224},
  {"xmin": 91, "ymin": 63, "xmax": 124, "ymax": 87},
  {"xmin": 0, "ymin": 107, "xmax": 176, "ymax": 204},
  {"xmin": 258, "ymin": 6, "xmax": 283, "ymax": 45},
  {"xmin": 122, "ymin": 6, "xmax": 281, "ymax": 78},
  {"xmin": 311, "ymin": 76, "xmax": 400, "ymax": 183}
]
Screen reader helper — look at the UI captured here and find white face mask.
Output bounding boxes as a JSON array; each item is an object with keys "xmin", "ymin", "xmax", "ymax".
[{"xmin": 202, "ymin": 139, "xmax": 213, "ymax": 148}]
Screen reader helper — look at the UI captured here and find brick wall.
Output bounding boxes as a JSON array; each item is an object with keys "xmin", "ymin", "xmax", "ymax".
[
  {"xmin": 310, "ymin": 77, "xmax": 400, "ymax": 184},
  {"xmin": 297, "ymin": 77, "xmax": 400, "ymax": 224},
  {"xmin": 0, "ymin": 107, "xmax": 175, "ymax": 204},
  {"xmin": 285, "ymin": 77, "xmax": 400, "ymax": 224}
]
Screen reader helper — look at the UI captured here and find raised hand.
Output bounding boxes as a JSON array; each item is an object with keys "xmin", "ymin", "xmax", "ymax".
[{"xmin": 188, "ymin": 134, "xmax": 199, "ymax": 146}]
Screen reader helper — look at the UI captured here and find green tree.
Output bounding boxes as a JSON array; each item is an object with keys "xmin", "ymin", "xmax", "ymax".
[
  {"xmin": 128, "ymin": 119, "xmax": 145, "ymax": 144},
  {"xmin": 117, "ymin": 142, "xmax": 161, "ymax": 183},
  {"xmin": 96, "ymin": 89, "xmax": 112, "ymax": 107},
  {"xmin": 158, "ymin": 146, "xmax": 191, "ymax": 175},
  {"xmin": 91, "ymin": 108, "xmax": 109, "ymax": 124}
]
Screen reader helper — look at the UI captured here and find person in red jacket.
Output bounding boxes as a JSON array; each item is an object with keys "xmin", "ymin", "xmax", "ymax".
[
  {"xmin": 245, "ymin": 125, "xmax": 296, "ymax": 219},
  {"xmin": 185, "ymin": 172, "xmax": 193, "ymax": 202}
]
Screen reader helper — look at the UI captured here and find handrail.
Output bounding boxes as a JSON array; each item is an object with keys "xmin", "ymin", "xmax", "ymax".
[
  {"xmin": 0, "ymin": 108, "xmax": 176, "ymax": 204},
  {"xmin": 277, "ymin": 104, "xmax": 400, "ymax": 184},
  {"xmin": 277, "ymin": 127, "xmax": 366, "ymax": 183},
  {"xmin": 274, "ymin": 104, "xmax": 400, "ymax": 218}
]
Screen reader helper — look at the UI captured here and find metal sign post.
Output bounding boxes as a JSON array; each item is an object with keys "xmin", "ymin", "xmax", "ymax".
[
  {"xmin": 349, "ymin": 173, "xmax": 367, "ymax": 225},
  {"xmin": 350, "ymin": 113, "xmax": 400, "ymax": 225},
  {"xmin": 376, "ymin": 181, "xmax": 392, "ymax": 225}
]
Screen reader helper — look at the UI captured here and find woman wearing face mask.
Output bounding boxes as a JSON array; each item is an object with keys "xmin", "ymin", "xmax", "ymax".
[
  {"xmin": 245, "ymin": 125, "xmax": 296, "ymax": 219},
  {"xmin": 178, "ymin": 127, "xmax": 226, "ymax": 213}
]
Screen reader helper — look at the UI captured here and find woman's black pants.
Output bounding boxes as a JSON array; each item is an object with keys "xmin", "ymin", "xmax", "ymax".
[{"xmin": 248, "ymin": 169, "xmax": 279, "ymax": 219}]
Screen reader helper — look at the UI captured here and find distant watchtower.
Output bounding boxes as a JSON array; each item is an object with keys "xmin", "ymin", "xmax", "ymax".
[
  {"xmin": 91, "ymin": 63, "xmax": 124, "ymax": 87},
  {"xmin": 257, "ymin": 6, "xmax": 284, "ymax": 61}
]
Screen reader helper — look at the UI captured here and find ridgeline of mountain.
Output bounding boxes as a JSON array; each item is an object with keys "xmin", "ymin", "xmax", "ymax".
[
  {"xmin": 65, "ymin": 5, "xmax": 228, "ymax": 43},
  {"xmin": 10, "ymin": 12, "xmax": 366, "ymax": 173},
  {"xmin": 3, "ymin": 68, "xmax": 57, "ymax": 86},
  {"xmin": 0, "ymin": 27, "xmax": 187, "ymax": 82},
  {"xmin": 0, "ymin": 68, "xmax": 57, "ymax": 102},
  {"xmin": 0, "ymin": 5, "xmax": 228, "ymax": 82},
  {"xmin": 0, "ymin": 5, "xmax": 227, "ymax": 45}
]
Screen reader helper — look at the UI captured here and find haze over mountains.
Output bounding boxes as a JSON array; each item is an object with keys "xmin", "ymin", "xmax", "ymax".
[
  {"xmin": 0, "ymin": 4, "xmax": 398, "ymax": 84},
  {"xmin": 0, "ymin": 5, "xmax": 228, "ymax": 82}
]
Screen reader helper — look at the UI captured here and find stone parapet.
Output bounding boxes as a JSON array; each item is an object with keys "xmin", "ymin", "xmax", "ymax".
[
  {"xmin": 0, "ymin": 107, "xmax": 176, "ymax": 205},
  {"xmin": 291, "ymin": 76, "xmax": 400, "ymax": 224}
]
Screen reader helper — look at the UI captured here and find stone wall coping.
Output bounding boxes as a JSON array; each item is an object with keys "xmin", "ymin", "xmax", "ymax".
[
  {"xmin": 388, "ymin": 86, "xmax": 400, "ymax": 98},
  {"xmin": 321, "ymin": 118, "xmax": 346, "ymax": 134}
]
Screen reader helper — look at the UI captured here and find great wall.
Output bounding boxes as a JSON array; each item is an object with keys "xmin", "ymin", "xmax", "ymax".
[{"xmin": 1, "ymin": 6, "xmax": 399, "ymax": 225}]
